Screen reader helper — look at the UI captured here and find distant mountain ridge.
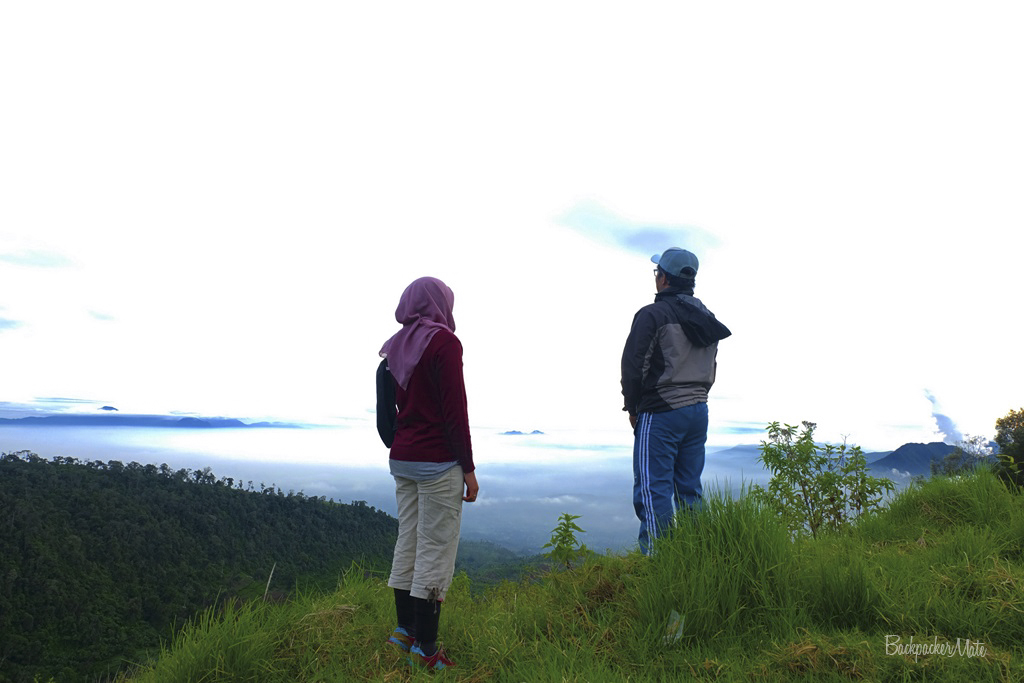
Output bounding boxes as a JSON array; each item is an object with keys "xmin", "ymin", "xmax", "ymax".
[
  {"xmin": 868, "ymin": 442, "xmax": 956, "ymax": 476},
  {"xmin": 712, "ymin": 441, "xmax": 958, "ymax": 479},
  {"xmin": 0, "ymin": 414, "xmax": 298, "ymax": 429}
]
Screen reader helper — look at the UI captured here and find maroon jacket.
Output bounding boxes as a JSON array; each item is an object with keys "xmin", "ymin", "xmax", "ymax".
[{"xmin": 390, "ymin": 328, "xmax": 475, "ymax": 474}]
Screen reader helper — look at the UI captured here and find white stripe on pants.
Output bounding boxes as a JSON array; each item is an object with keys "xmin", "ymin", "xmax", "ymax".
[{"xmin": 636, "ymin": 413, "xmax": 657, "ymax": 545}]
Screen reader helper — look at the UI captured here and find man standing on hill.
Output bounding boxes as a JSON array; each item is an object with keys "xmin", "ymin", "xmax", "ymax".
[{"xmin": 621, "ymin": 248, "xmax": 731, "ymax": 554}]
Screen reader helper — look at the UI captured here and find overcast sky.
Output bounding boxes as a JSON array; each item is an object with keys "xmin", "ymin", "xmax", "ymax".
[{"xmin": 2, "ymin": 2, "xmax": 1022, "ymax": 452}]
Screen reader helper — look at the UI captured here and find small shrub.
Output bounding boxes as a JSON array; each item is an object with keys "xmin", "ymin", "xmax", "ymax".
[
  {"xmin": 750, "ymin": 421, "xmax": 895, "ymax": 538},
  {"xmin": 543, "ymin": 513, "xmax": 588, "ymax": 570}
]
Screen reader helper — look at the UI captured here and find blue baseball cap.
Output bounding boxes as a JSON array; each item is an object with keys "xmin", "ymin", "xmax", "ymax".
[{"xmin": 651, "ymin": 248, "xmax": 699, "ymax": 277}]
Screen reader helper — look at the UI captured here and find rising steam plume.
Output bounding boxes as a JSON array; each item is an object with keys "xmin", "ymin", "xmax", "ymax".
[{"xmin": 925, "ymin": 390, "xmax": 963, "ymax": 445}]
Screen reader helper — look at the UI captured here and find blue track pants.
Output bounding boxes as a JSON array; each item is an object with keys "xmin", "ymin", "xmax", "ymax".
[{"xmin": 632, "ymin": 402, "xmax": 708, "ymax": 554}]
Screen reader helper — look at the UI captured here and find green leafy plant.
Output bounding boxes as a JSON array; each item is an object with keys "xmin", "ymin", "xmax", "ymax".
[
  {"xmin": 543, "ymin": 513, "xmax": 588, "ymax": 570},
  {"xmin": 750, "ymin": 421, "xmax": 895, "ymax": 538},
  {"xmin": 994, "ymin": 407, "xmax": 1024, "ymax": 489}
]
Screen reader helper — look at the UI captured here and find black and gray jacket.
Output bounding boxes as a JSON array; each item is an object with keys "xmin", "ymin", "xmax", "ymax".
[{"xmin": 621, "ymin": 288, "xmax": 731, "ymax": 416}]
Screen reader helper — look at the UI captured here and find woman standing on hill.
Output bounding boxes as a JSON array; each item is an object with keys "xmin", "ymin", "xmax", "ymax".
[{"xmin": 379, "ymin": 276, "xmax": 479, "ymax": 671}]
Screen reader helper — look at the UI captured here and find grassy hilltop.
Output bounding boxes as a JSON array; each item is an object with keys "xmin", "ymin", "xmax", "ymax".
[{"xmin": 115, "ymin": 468, "xmax": 1024, "ymax": 682}]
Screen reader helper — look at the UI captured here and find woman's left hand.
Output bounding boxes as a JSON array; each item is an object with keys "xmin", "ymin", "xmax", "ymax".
[{"xmin": 463, "ymin": 471, "xmax": 479, "ymax": 502}]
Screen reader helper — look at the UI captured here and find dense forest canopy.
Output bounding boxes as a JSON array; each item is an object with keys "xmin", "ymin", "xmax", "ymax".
[{"xmin": 0, "ymin": 450, "xmax": 397, "ymax": 683}]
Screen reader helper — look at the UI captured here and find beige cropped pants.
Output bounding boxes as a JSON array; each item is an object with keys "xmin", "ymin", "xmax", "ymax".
[{"xmin": 387, "ymin": 465, "xmax": 464, "ymax": 602}]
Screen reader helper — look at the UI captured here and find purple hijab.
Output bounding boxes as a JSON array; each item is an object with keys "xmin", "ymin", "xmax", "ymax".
[{"xmin": 379, "ymin": 277, "xmax": 456, "ymax": 390}]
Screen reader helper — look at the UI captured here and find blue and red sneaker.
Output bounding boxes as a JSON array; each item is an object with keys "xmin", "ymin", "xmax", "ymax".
[
  {"xmin": 386, "ymin": 627, "xmax": 414, "ymax": 653},
  {"xmin": 409, "ymin": 643, "xmax": 456, "ymax": 670}
]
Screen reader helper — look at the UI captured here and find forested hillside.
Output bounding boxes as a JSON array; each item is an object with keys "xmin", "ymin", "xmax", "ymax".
[{"xmin": 0, "ymin": 450, "xmax": 397, "ymax": 683}]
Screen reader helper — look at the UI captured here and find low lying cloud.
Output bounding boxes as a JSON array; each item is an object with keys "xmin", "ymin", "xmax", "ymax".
[
  {"xmin": 718, "ymin": 421, "xmax": 768, "ymax": 436},
  {"xmin": 35, "ymin": 397, "xmax": 102, "ymax": 404},
  {"xmin": 887, "ymin": 468, "xmax": 914, "ymax": 483},
  {"xmin": 0, "ymin": 318, "xmax": 21, "ymax": 332}
]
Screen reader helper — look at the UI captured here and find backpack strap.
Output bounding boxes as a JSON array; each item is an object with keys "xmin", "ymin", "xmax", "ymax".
[{"xmin": 375, "ymin": 358, "xmax": 398, "ymax": 447}]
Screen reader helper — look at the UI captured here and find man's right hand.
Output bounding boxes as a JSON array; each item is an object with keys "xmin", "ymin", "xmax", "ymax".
[{"xmin": 629, "ymin": 414, "xmax": 637, "ymax": 430}]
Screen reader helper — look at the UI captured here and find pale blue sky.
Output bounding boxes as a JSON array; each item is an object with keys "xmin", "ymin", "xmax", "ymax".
[{"xmin": 2, "ymin": 2, "xmax": 1022, "ymax": 451}]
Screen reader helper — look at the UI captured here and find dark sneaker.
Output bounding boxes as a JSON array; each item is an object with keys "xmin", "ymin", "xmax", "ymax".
[
  {"xmin": 409, "ymin": 643, "xmax": 456, "ymax": 670},
  {"xmin": 387, "ymin": 627, "xmax": 414, "ymax": 653}
]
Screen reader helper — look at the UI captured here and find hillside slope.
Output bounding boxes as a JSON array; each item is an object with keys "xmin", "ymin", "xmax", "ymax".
[{"xmin": 0, "ymin": 451, "xmax": 397, "ymax": 683}]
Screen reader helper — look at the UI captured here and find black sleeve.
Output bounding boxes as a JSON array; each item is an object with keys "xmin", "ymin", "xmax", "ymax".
[
  {"xmin": 621, "ymin": 308, "xmax": 658, "ymax": 415},
  {"xmin": 375, "ymin": 359, "xmax": 397, "ymax": 448}
]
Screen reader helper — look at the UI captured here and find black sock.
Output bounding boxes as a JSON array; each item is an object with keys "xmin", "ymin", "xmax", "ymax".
[
  {"xmin": 394, "ymin": 589, "xmax": 415, "ymax": 634},
  {"xmin": 413, "ymin": 596, "xmax": 441, "ymax": 654}
]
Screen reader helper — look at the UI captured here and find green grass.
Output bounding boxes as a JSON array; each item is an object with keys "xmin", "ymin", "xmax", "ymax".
[{"xmin": 115, "ymin": 469, "xmax": 1024, "ymax": 682}]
